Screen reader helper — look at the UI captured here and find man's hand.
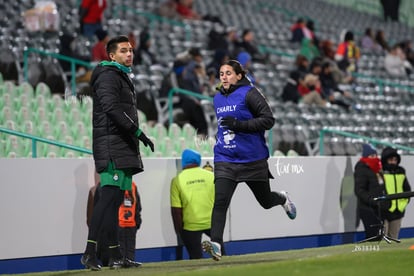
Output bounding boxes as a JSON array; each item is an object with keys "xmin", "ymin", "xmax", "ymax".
[
  {"xmin": 220, "ymin": 116, "xmax": 246, "ymax": 131},
  {"xmin": 138, "ymin": 132, "xmax": 154, "ymax": 152}
]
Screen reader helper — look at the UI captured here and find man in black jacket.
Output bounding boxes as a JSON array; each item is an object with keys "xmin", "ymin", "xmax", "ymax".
[{"xmin": 81, "ymin": 35, "xmax": 154, "ymax": 271}]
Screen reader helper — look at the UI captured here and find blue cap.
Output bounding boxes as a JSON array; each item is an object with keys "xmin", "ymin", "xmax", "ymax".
[
  {"xmin": 362, "ymin": 143, "xmax": 377, "ymax": 157},
  {"xmin": 181, "ymin": 149, "xmax": 201, "ymax": 168},
  {"xmin": 237, "ymin": 51, "xmax": 251, "ymax": 67}
]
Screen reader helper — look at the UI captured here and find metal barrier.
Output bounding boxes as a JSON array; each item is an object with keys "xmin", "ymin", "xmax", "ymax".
[{"xmin": 0, "ymin": 127, "xmax": 92, "ymax": 158}]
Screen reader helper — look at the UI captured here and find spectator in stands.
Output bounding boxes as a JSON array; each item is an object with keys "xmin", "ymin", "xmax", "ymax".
[
  {"xmin": 170, "ymin": 149, "xmax": 215, "ymax": 259},
  {"xmin": 380, "ymin": 0, "xmax": 401, "ymax": 22},
  {"xmin": 207, "ymin": 25, "xmax": 239, "ymax": 59},
  {"xmin": 360, "ymin": 28, "xmax": 381, "ymax": 52},
  {"xmin": 236, "ymin": 29, "xmax": 266, "ymax": 63},
  {"xmin": 397, "ymin": 40, "xmax": 414, "ymax": 67},
  {"xmin": 79, "ymin": 0, "xmax": 107, "ymax": 39},
  {"xmin": 175, "ymin": 0, "xmax": 222, "ymax": 23},
  {"xmin": 306, "ymin": 20, "xmax": 320, "ymax": 49},
  {"xmin": 384, "ymin": 44, "xmax": 412, "ymax": 77},
  {"xmin": 202, "ymin": 60, "xmax": 296, "ymax": 261},
  {"xmin": 133, "ymin": 28, "xmax": 158, "ymax": 66},
  {"xmin": 299, "ymin": 37, "xmax": 320, "ymax": 62},
  {"xmin": 176, "ymin": 0, "xmax": 202, "ymax": 20},
  {"xmin": 320, "ymin": 40, "xmax": 353, "ymax": 84},
  {"xmin": 91, "ymin": 28, "xmax": 109, "ymax": 62},
  {"xmin": 154, "ymin": 0, "xmax": 180, "ymax": 19},
  {"xmin": 293, "ymin": 54, "xmax": 309, "ymax": 79},
  {"xmin": 380, "ymin": 147, "xmax": 411, "ymax": 239},
  {"xmin": 81, "ymin": 35, "xmax": 154, "ymax": 271},
  {"xmin": 299, "ymin": 73, "xmax": 327, "ymax": 107},
  {"xmin": 206, "ymin": 49, "xmax": 230, "ymax": 79},
  {"xmin": 176, "ymin": 48, "xmax": 209, "ymax": 136},
  {"xmin": 335, "ymin": 30, "xmax": 360, "ymax": 74},
  {"xmin": 59, "ymin": 33, "xmax": 92, "ymax": 84},
  {"xmin": 375, "ymin": 29, "xmax": 390, "ymax": 52},
  {"xmin": 354, "ymin": 143, "xmax": 385, "ymax": 240},
  {"xmin": 236, "ymin": 51, "xmax": 256, "ymax": 85},
  {"xmin": 290, "ymin": 18, "xmax": 314, "ymax": 44},
  {"xmin": 319, "ymin": 61, "xmax": 353, "ymax": 110},
  {"xmin": 281, "ymin": 70, "xmax": 301, "ymax": 104}
]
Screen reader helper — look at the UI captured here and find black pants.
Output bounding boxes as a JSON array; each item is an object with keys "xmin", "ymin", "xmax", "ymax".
[
  {"xmin": 380, "ymin": 0, "xmax": 400, "ymax": 21},
  {"xmin": 179, "ymin": 96, "xmax": 208, "ymax": 136},
  {"xmin": 88, "ymin": 186, "xmax": 124, "ymax": 252},
  {"xmin": 210, "ymin": 178, "xmax": 286, "ymax": 246},
  {"xmin": 181, "ymin": 229, "xmax": 210, "ymax": 259},
  {"xmin": 119, "ymin": 227, "xmax": 137, "ymax": 260},
  {"xmin": 359, "ymin": 207, "xmax": 382, "ymax": 240}
]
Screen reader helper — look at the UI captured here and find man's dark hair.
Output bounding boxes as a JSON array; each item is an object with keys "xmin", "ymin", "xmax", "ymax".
[{"xmin": 106, "ymin": 35, "xmax": 130, "ymax": 57}]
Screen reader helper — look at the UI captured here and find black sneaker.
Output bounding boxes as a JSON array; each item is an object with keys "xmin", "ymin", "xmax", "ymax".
[
  {"xmin": 123, "ymin": 258, "xmax": 142, "ymax": 268},
  {"xmin": 80, "ymin": 254, "xmax": 101, "ymax": 271},
  {"xmin": 108, "ymin": 258, "xmax": 123, "ymax": 269}
]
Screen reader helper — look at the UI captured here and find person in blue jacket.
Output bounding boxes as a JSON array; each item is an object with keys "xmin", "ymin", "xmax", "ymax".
[{"xmin": 202, "ymin": 60, "xmax": 297, "ymax": 261}]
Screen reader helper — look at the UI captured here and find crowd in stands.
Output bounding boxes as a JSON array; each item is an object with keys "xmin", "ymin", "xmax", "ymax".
[{"xmin": 2, "ymin": 0, "xmax": 414, "ymax": 157}]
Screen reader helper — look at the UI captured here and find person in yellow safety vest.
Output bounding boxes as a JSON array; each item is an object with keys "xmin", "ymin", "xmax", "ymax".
[
  {"xmin": 381, "ymin": 147, "xmax": 411, "ymax": 239},
  {"xmin": 118, "ymin": 181, "xmax": 143, "ymax": 268},
  {"xmin": 170, "ymin": 149, "xmax": 215, "ymax": 259}
]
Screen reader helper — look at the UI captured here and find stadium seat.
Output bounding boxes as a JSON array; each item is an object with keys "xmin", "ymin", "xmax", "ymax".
[{"xmin": 35, "ymin": 82, "xmax": 52, "ymax": 98}]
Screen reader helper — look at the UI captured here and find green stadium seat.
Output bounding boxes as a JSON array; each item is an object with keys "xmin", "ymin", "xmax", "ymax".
[
  {"xmin": 1, "ymin": 106, "xmax": 14, "ymax": 124},
  {"xmin": 21, "ymin": 120, "xmax": 36, "ymax": 136},
  {"xmin": 17, "ymin": 82, "xmax": 34, "ymax": 97},
  {"xmin": 48, "ymin": 94, "xmax": 65, "ymax": 110},
  {"xmin": 32, "ymin": 107, "xmax": 48, "ymax": 126},
  {"xmin": 182, "ymin": 123, "xmax": 197, "ymax": 140},
  {"xmin": 31, "ymin": 94, "xmax": 48, "ymax": 110},
  {"xmin": 150, "ymin": 123, "xmax": 167, "ymax": 139},
  {"xmin": 168, "ymin": 123, "xmax": 181, "ymax": 139},
  {"xmin": 38, "ymin": 120, "xmax": 54, "ymax": 137},
  {"xmin": 3, "ymin": 81, "xmax": 16, "ymax": 94},
  {"xmin": 54, "ymin": 120, "xmax": 71, "ymax": 140},
  {"xmin": 273, "ymin": 150, "xmax": 286, "ymax": 157},
  {"xmin": 35, "ymin": 82, "xmax": 52, "ymax": 98}
]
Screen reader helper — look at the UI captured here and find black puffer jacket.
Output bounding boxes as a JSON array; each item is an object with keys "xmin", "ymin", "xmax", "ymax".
[
  {"xmin": 91, "ymin": 64, "xmax": 143, "ymax": 174},
  {"xmin": 354, "ymin": 160, "xmax": 387, "ymax": 211}
]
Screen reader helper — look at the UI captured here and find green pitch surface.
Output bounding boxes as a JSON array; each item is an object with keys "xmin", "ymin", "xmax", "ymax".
[{"xmin": 12, "ymin": 238, "xmax": 414, "ymax": 276}]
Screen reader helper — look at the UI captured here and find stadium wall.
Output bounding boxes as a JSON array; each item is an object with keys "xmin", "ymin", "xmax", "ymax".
[{"xmin": 1, "ymin": 156, "xmax": 414, "ymax": 274}]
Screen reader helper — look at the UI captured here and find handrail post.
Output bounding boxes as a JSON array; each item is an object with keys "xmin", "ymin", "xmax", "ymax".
[
  {"xmin": 319, "ymin": 129, "xmax": 325, "ymax": 155},
  {"xmin": 32, "ymin": 138, "xmax": 37, "ymax": 158},
  {"xmin": 23, "ymin": 49, "xmax": 30, "ymax": 82},
  {"xmin": 168, "ymin": 88, "xmax": 175, "ymax": 127},
  {"xmin": 70, "ymin": 62, "xmax": 77, "ymax": 96},
  {"xmin": 268, "ymin": 129, "xmax": 273, "ymax": 155}
]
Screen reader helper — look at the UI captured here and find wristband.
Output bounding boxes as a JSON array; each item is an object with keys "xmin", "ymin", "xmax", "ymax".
[{"xmin": 135, "ymin": 128, "xmax": 142, "ymax": 137}]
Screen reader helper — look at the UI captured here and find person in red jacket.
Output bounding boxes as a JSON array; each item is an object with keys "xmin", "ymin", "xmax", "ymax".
[
  {"xmin": 79, "ymin": 0, "xmax": 107, "ymax": 39},
  {"xmin": 91, "ymin": 28, "xmax": 109, "ymax": 62}
]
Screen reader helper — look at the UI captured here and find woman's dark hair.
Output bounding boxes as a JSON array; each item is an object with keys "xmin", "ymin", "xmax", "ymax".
[
  {"xmin": 106, "ymin": 35, "xmax": 130, "ymax": 57},
  {"xmin": 221, "ymin": 59, "xmax": 246, "ymax": 78},
  {"xmin": 344, "ymin": 31, "xmax": 354, "ymax": 42}
]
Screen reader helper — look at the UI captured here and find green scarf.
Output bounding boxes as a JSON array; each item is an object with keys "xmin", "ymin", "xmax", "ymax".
[{"xmin": 99, "ymin": 60, "xmax": 132, "ymax": 73}]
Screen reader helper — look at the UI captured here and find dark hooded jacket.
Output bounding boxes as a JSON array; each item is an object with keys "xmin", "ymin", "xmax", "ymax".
[
  {"xmin": 354, "ymin": 160, "xmax": 387, "ymax": 212},
  {"xmin": 91, "ymin": 64, "xmax": 144, "ymax": 174},
  {"xmin": 381, "ymin": 147, "xmax": 411, "ymax": 221}
]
